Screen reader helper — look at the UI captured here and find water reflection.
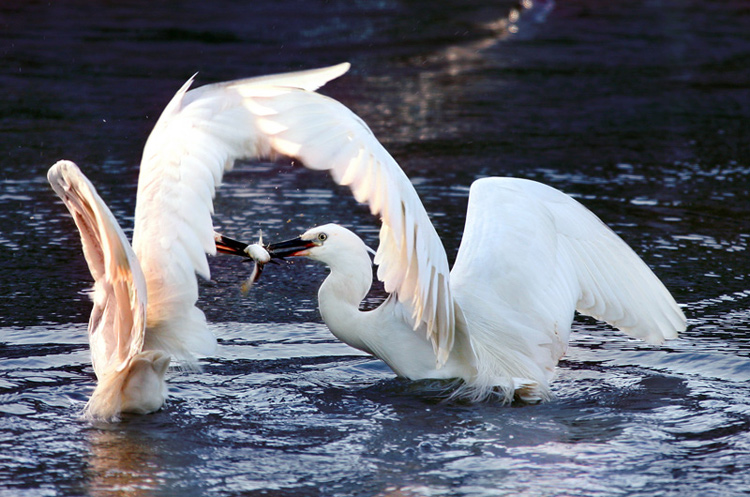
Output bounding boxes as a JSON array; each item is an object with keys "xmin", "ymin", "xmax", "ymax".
[
  {"xmin": 85, "ymin": 426, "xmax": 169, "ymax": 496},
  {"xmin": 350, "ymin": 0, "xmax": 556, "ymax": 150},
  {"xmin": 414, "ymin": 0, "xmax": 556, "ymax": 72}
]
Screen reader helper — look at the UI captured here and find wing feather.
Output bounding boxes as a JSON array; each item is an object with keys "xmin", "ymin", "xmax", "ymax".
[
  {"xmin": 252, "ymin": 88, "xmax": 454, "ymax": 363},
  {"xmin": 131, "ymin": 64, "xmax": 350, "ymax": 362},
  {"xmin": 126, "ymin": 61, "xmax": 450, "ymax": 366},
  {"xmin": 47, "ymin": 161, "xmax": 147, "ymax": 378},
  {"xmin": 451, "ymin": 177, "xmax": 685, "ymax": 377}
]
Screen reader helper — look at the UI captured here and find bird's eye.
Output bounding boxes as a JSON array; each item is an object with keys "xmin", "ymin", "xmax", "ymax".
[{"xmin": 317, "ymin": 233, "xmax": 328, "ymax": 242}]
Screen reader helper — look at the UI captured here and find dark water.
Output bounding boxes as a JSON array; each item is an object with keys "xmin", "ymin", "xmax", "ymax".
[{"xmin": 2, "ymin": 0, "xmax": 750, "ymax": 495}]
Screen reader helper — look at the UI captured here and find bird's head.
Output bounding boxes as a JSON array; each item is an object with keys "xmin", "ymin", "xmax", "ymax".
[{"xmin": 267, "ymin": 223, "xmax": 374, "ymax": 265}]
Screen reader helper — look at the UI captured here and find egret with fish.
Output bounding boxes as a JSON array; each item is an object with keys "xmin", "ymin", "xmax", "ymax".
[
  {"xmin": 224, "ymin": 176, "xmax": 687, "ymax": 402},
  {"xmin": 214, "ymin": 103, "xmax": 688, "ymax": 402},
  {"xmin": 50, "ymin": 60, "xmax": 685, "ymax": 416}
]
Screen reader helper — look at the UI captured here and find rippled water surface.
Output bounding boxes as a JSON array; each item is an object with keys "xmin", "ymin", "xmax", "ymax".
[{"xmin": 2, "ymin": 0, "xmax": 750, "ymax": 496}]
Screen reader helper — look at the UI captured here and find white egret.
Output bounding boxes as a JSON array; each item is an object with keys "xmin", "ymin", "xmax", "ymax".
[
  {"xmin": 258, "ymin": 177, "xmax": 686, "ymax": 402},
  {"xmin": 48, "ymin": 62, "xmax": 358, "ymax": 420},
  {"xmin": 175, "ymin": 60, "xmax": 685, "ymax": 402}
]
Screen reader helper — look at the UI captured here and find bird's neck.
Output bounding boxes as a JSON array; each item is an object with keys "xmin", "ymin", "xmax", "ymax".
[{"xmin": 317, "ymin": 248, "xmax": 375, "ymax": 354}]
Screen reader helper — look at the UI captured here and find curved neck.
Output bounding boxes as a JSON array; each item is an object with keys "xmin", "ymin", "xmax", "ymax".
[{"xmin": 317, "ymin": 246, "xmax": 375, "ymax": 353}]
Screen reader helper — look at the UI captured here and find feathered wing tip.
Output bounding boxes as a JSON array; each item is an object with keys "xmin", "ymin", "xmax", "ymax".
[
  {"xmin": 83, "ymin": 350, "xmax": 170, "ymax": 422},
  {"xmin": 225, "ymin": 62, "xmax": 351, "ymax": 94}
]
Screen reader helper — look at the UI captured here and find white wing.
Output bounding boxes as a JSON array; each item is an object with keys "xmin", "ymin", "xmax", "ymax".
[
  {"xmin": 48, "ymin": 160, "xmax": 148, "ymax": 378},
  {"xmin": 132, "ymin": 63, "xmax": 351, "ymax": 361},
  {"xmin": 248, "ymin": 82, "xmax": 455, "ymax": 365},
  {"xmin": 132, "ymin": 62, "xmax": 455, "ymax": 365},
  {"xmin": 451, "ymin": 177, "xmax": 686, "ymax": 376}
]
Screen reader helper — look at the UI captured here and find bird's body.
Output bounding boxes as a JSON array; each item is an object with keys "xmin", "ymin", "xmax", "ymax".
[{"xmin": 305, "ymin": 229, "xmax": 474, "ymax": 382}]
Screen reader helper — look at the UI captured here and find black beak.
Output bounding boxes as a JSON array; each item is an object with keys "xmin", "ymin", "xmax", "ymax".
[
  {"xmin": 266, "ymin": 236, "xmax": 315, "ymax": 258},
  {"xmin": 214, "ymin": 232, "xmax": 252, "ymax": 258}
]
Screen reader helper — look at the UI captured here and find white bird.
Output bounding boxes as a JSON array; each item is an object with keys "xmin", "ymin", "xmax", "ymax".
[
  {"xmin": 48, "ymin": 62, "xmax": 356, "ymax": 420},
  {"xmin": 260, "ymin": 178, "xmax": 687, "ymax": 402},
  {"xmin": 210, "ymin": 74, "xmax": 688, "ymax": 401}
]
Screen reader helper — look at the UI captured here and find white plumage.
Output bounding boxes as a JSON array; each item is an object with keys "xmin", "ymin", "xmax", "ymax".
[
  {"xmin": 49, "ymin": 63, "xmax": 353, "ymax": 420},
  {"xmin": 48, "ymin": 60, "xmax": 686, "ymax": 417},
  {"xmin": 267, "ymin": 176, "xmax": 686, "ymax": 401},
  {"xmin": 48, "ymin": 161, "xmax": 169, "ymax": 419},
  {"xmin": 450, "ymin": 177, "xmax": 686, "ymax": 400},
  {"xmin": 235, "ymin": 63, "xmax": 687, "ymax": 401}
]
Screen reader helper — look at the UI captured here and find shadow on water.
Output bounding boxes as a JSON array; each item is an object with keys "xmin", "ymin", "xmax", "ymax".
[{"xmin": 2, "ymin": 0, "xmax": 750, "ymax": 495}]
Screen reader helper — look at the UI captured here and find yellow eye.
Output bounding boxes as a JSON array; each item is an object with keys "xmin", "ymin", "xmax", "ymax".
[{"xmin": 318, "ymin": 233, "xmax": 328, "ymax": 241}]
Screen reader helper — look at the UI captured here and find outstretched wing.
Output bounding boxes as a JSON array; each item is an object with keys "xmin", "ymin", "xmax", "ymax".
[
  {"xmin": 451, "ymin": 177, "xmax": 686, "ymax": 377},
  {"xmin": 48, "ymin": 160, "xmax": 147, "ymax": 378},
  {"xmin": 132, "ymin": 63, "xmax": 350, "ymax": 362},
  {"xmin": 133, "ymin": 62, "xmax": 455, "ymax": 366},
  {"xmin": 246, "ymin": 82, "xmax": 455, "ymax": 366}
]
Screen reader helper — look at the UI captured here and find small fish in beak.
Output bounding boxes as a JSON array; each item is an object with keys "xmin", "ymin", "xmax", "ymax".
[{"xmin": 214, "ymin": 230, "xmax": 272, "ymax": 292}]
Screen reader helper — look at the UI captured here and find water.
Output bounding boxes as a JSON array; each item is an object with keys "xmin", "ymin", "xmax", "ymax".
[{"xmin": 2, "ymin": 0, "xmax": 750, "ymax": 495}]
